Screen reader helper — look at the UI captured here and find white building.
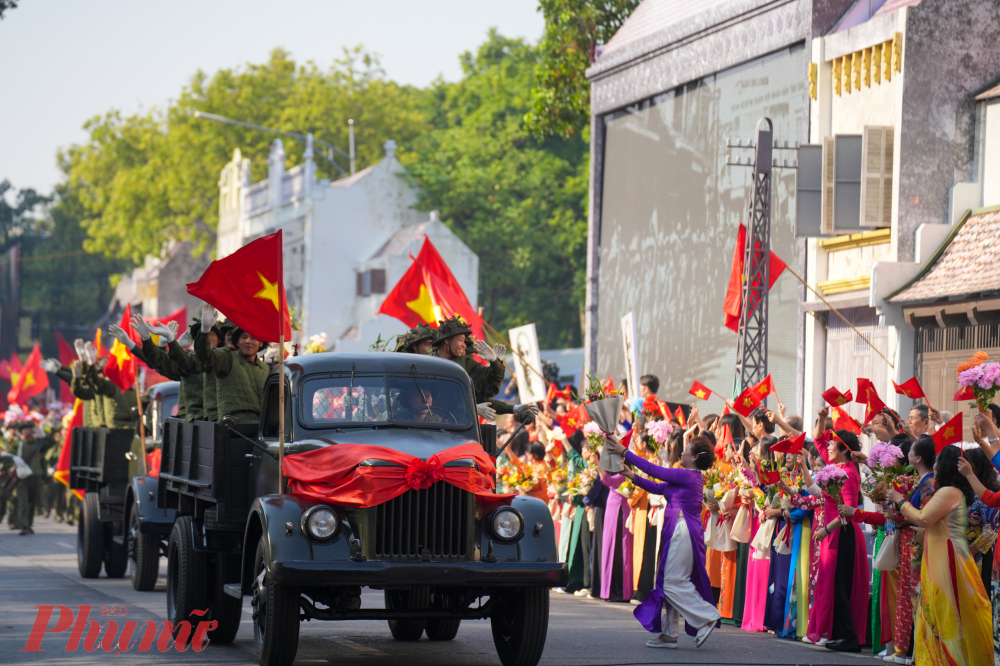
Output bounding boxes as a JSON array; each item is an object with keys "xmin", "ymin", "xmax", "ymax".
[{"xmin": 216, "ymin": 138, "xmax": 478, "ymax": 351}]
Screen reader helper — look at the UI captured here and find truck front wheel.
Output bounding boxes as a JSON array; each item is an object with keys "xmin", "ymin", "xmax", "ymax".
[
  {"xmin": 128, "ymin": 507, "xmax": 159, "ymax": 591},
  {"xmin": 490, "ymin": 587, "xmax": 549, "ymax": 666},
  {"xmin": 166, "ymin": 516, "xmax": 206, "ymax": 629},
  {"xmin": 103, "ymin": 521, "xmax": 128, "ymax": 579},
  {"xmin": 385, "ymin": 587, "xmax": 429, "ymax": 641},
  {"xmin": 252, "ymin": 536, "xmax": 299, "ymax": 666},
  {"xmin": 77, "ymin": 493, "xmax": 103, "ymax": 578}
]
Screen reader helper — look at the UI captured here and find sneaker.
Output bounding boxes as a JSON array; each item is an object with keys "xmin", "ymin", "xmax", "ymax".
[
  {"xmin": 646, "ymin": 634, "xmax": 677, "ymax": 649},
  {"xmin": 19, "ymin": 527, "xmax": 34, "ymax": 535},
  {"xmin": 586, "ymin": 593, "xmax": 598, "ymax": 600},
  {"xmin": 816, "ymin": 638, "xmax": 830, "ymax": 647},
  {"xmin": 573, "ymin": 589, "xmax": 590, "ymax": 597},
  {"xmin": 630, "ymin": 599, "xmax": 641, "ymax": 605},
  {"xmin": 695, "ymin": 623, "xmax": 715, "ymax": 648},
  {"xmin": 553, "ymin": 588, "xmax": 567, "ymax": 594},
  {"xmin": 801, "ymin": 637, "xmax": 815, "ymax": 644},
  {"xmin": 883, "ymin": 656, "xmax": 897, "ymax": 663},
  {"xmin": 893, "ymin": 657, "xmax": 912, "ymax": 665}
]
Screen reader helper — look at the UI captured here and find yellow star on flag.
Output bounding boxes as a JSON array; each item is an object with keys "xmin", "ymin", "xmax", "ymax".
[
  {"xmin": 694, "ymin": 389, "xmax": 707, "ymax": 399},
  {"xmin": 900, "ymin": 389, "xmax": 912, "ymax": 398},
  {"xmin": 836, "ymin": 397, "xmax": 848, "ymax": 405},
  {"xmin": 20, "ymin": 370, "xmax": 34, "ymax": 389},
  {"xmin": 406, "ymin": 284, "xmax": 436, "ymax": 324},
  {"xmin": 253, "ymin": 272, "xmax": 280, "ymax": 311},
  {"xmin": 742, "ymin": 397, "xmax": 754, "ymax": 407},
  {"xmin": 943, "ymin": 427, "xmax": 954, "ymax": 439},
  {"xmin": 758, "ymin": 385, "xmax": 768, "ymax": 395},
  {"xmin": 110, "ymin": 340, "xmax": 131, "ymax": 366}
]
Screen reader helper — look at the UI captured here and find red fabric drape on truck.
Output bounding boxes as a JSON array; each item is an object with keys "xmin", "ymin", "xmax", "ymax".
[{"xmin": 282, "ymin": 442, "xmax": 513, "ymax": 508}]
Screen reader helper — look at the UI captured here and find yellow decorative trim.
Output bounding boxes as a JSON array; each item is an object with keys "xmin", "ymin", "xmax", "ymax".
[
  {"xmin": 818, "ymin": 276, "xmax": 871, "ymax": 295},
  {"xmin": 818, "ymin": 228, "xmax": 891, "ymax": 252}
]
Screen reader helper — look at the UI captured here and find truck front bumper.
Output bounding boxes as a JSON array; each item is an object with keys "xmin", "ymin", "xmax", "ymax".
[{"xmin": 270, "ymin": 560, "xmax": 568, "ymax": 588}]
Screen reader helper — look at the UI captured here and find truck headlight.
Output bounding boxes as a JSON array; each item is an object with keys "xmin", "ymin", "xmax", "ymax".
[
  {"xmin": 490, "ymin": 507, "xmax": 523, "ymax": 543},
  {"xmin": 303, "ymin": 506, "xmax": 339, "ymax": 541}
]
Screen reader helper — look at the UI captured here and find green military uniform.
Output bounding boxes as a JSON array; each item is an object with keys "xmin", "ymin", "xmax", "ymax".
[
  {"xmin": 71, "ymin": 365, "xmax": 107, "ymax": 428},
  {"xmin": 91, "ymin": 374, "xmax": 138, "ymax": 429},
  {"xmin": 145, "ymin": 338, "xmax": 203, "ymax": 420},
  {"xmin": 195, "ymin": 331, "xmax": 269, "ymax": 425},
  {"xmin": 430, "ymin": 318, "xmax": 513, "ymax": 414},
  {"xmin": 16, "ymin": 431, "xmax": 57, "ymax": 532}
]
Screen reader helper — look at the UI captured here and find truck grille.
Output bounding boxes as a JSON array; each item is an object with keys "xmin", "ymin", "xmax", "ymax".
[{"xmin": 373, "ymin": 482, "xmax": 470, "ymax": 561}]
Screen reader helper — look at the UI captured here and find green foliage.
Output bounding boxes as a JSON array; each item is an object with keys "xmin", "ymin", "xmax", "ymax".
[
  {"xmin": 525, "ymin": 0, "xmax": 639, "ymax": 139},
  {"xmin": 403, "ymin": 30, "xmax": 588, "ymax": 348},
  {"xmin": 61, "ymin": 48, "xmax": 429, "ymax": 265}
]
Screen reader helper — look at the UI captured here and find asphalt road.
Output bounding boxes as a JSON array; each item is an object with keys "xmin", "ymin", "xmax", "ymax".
[{"xmin": 1, "ymin": 515, "xmax": 871, "ymax": 666}]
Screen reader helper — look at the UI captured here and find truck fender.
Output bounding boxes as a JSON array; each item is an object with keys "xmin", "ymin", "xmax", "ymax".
[
  {"xmin": 511, "ymin": 496, "xmax": 559, "ymax": 563},
  {"xmin": 127, "ymin": 475, "xmax": 175, "ymax": 531},
  {"xmin": 239, "ymin": 495, "xmax": 354, "ymax": 595}
]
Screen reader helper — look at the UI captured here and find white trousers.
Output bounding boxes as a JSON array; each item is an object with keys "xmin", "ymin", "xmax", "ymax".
[{"xmin": 658, "ymin": 510, "xmax": 722, "ymax": 638}]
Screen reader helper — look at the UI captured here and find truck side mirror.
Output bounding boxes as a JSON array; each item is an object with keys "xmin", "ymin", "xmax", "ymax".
[{"xmin": 221, "ymin": 415, "xmax": 239, "ymax": 431}]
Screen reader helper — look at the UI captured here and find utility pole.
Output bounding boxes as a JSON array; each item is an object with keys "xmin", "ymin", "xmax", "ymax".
[{"xmin": 348, "ymin": 119, "xmax": 356, "ymax": 175}]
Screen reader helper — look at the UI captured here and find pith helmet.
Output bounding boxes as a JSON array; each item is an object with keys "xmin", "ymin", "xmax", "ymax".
[
  {"xmin": 394, "ymin": 331, "xmax": 415, "ymax": 353},
  {"xmin": 432, "ymin": 317, "xmax": 472, "ymax": 347}
]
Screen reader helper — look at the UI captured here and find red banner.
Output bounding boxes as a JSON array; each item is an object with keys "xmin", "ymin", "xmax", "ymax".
[{"xmin": 283, "ymin": 442, "xmax": 512, "ymax": 508}]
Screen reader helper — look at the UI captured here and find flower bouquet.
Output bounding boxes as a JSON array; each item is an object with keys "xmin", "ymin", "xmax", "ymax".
[
  {"xmin": 866, "ymin": 442, "xmax": 912, "ymax": 499},
  {"xmin": 547, "ymin": 466, "xmax": 569, "ymax": 496},
  {"xmin": 498, "ymin": 463, "xmax": 538, "ymax": 494},
  {"xmin": 957, "ymin": 351, "xmax": 1000, "ymax": 413},
  {"xmin": 814, "ymin": 465, "xmax": 849, "ymax": 504}
]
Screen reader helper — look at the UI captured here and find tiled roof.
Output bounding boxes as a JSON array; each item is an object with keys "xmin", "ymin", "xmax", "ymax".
[
  {"xmin": 602, "ymin": 0, "xmax": 729, "ymax": 56},
  {"xmin": 977, "ymin": 82, "xmax": 1000, "ymax": 101},
  {"xmin": 888, "ymin": 208, "xmax": 1000, "ymax": 303},
  {"xmin": 368, "ymin": 221, "xmax": 430, "ymax": 260},
  {"xmin": 872, "ymin": 0, "xmax": 923, "ymax": 17}
]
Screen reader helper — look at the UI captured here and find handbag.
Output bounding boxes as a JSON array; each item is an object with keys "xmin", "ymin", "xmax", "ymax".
[
  {"xmin": 773, "ymin": 523, "xmax": 793, "ymax": 556},
  {"xmin": 731, "ymin": 505, "xmax": 752, "ymax": 543},
  {"xmin": 873, "ymin": 527, "xmax": 901, "ymax": 571},
  {"xmin": 751, "ymin": 516, "xmax": 777, "ymax": 559}
]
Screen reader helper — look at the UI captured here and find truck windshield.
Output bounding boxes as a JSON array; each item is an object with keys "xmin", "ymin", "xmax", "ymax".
[{"xmin": 300, "ymin": 375, "xmax": 471, "ymax": 428}]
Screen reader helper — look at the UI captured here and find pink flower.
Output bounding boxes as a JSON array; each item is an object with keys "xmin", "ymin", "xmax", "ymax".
[
  {"xmin": 647, "ymin": 420, "xmax": 674, "ymax": 444},
  {"xmin": 869, "ymin": 442, "xmax": 904, "ymax": 469},
  {"xmin": 583, "ymin": 422, "xmax": 602, "ymax": 437},
  {"xmin": 813, "ymin": 465, "xmax": 847, "ymax": 484},
  {"xmin": 959, "ymin": 365, "xmax": 985, "ymax": 387}
]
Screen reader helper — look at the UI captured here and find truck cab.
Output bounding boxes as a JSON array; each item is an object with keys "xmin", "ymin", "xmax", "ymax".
[{"xmin": 159, "ymin": 352, "xmax": 565, "ymax": 666}]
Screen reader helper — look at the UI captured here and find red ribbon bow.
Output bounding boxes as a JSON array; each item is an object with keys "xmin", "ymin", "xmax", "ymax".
[{"xmin": 405, "ymin": 457, "xmax": 445, "ymax": 490}]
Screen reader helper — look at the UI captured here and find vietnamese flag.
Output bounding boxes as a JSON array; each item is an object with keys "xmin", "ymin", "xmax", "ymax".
[
  {"xmin": 821, "ymin": 386, "xmax": 853, "ymax": 407},
  {"xmin": 932, "ymin": 412, "xmax": 963, "ymax": 453},
  {"xmin": 855, "ymin": 378, "xmax": 881, "ymax": 406},
  {"xmin": 753, "ymin": 374, "xmax": 776, "ymax": 402},
  {"xmin": 892, "ymin": 377, "xmax": 926, "ymax": 401},
  {"xmin": 757, "ymin": 461, "xmax": 780, "ymax": 485},
  {"xmin": 564, "ymin": 403, "xmax": 590, "ymax": 433},
  {"xmin": 8, "ymin": 343, "xmax": 49, "ymax": 407},
  {"xmin": 54, "ymin": 331, "xmax": 76, "ymax": 404},
  {"xmin": 955, "ymin": 386, "xmax": 975, "ymax": 401},
  {"xmin": 53, "ymin": 398, "xmax": 85, "ymax": 499},
  {"xmin": 187, "ymin": 230, "xmax": 291, "ymax": 343},
  {"xmin": 719, "ymin": 424, "xmax": 734, "ymax": 449},
  {"xmin": 546, "ymin": 383, "xmax": 572, "ymax": 404},
  {"xmin": 771, "ymin": 431, "xmax": 805, "ymax": 455},
  {"xmin": 722, "ymin": 402, "xmax": 731, "ymax": 416},
  {"xmin": 105, "ymin": 305, "xmax": 141, "ymax": 392},
  {"xmin": 733, "ymin": 385, "xmax": 761, "ymax": 417},
  {"xmin": 830, "ymin": 406, "xmax": 862, "ymax": 434},
  {"xmin": 149, "ymin": 306, "xmax": 188, "ymax": 349},
  {"xmin": 603, "ymin": 376, "xmax": 616, "ymax": 395},
  {"xmin": 723, "ymin": 222, "xmax": 787, "ymax": 332},
  {"xmin": 689, "ymin": 381, "xmax": 712, "ymax": 401},
  {"xmin": 378, "ymin": 236, "xmax": 474, "ymax": 329},
  {"xmin": 863, "ymin": 394, "xmax": 887, "ymax": 425},
  {"xmin": 674, "ymin": 406, "xmax": 687, "ymax": 427}
]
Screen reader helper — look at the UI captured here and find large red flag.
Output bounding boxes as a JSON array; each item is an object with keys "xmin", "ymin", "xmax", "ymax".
[
  {"xmin": 105, "ymin": 305, "xmax": 140, "ymax": 392},
  {"xmin": 724, "ymin": 223, "xmax": 787, "ymax": 332},
  {"xmin": 8, "ymin": 343, "xmax": 49, "ymax": 407},
  {"xmin": 154, "ymin": 306, "xmax": 188, "ymax": 331},
  {"xmin": 53, "ymin": 398, "xmax": 85, "ymax": 499},
  {"xmin": 409, "ymin": 237, "xmax": 471, "ymax": 303},
  {"xmin": 55, "ymin": 331, "xmax": 76, "ymax": 404},
  {"xmin": 187, "ymin": 230, "xmax": 291, "ymax": 343}
]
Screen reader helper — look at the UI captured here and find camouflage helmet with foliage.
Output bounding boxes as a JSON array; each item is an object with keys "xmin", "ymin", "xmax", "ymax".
[
  {"xmin": 432, "ymin": 316, "xmax": 472, "ymax": 347},
  {"xmin": 394, "ymin": 323, "xmax": 437, "ymax": 353},
  {"xmin": 393, "ymin": 331, "xmax": 415, "ymax": 353}
]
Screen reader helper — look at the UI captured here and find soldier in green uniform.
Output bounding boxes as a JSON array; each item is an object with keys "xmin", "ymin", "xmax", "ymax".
[
  {"xmin": 430, "ymin": 317, "xmax": 536, "ymax": 421},
  {"xmin": 196, "ymin": 305, "xmax": 270, "ymax": 425},
  {"xmin": 14, "ymin": 422, "xmax": 57, "ymax": 535},
  {"xmin": 395, "ymin": 324, "xmax": 436, "ymax": 355},
  {"xmin": 130, "ymin": 316, "xmax": 204, "ymax": 420}
]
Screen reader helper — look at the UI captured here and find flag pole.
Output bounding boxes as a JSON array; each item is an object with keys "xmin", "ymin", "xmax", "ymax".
[
  {"xmin": 134, "ymin": 378, "xmax": 148, "ymax": 477},
  {"xmin": 278, "ymin": 333, "xmax": 285, "ymax": 495}
]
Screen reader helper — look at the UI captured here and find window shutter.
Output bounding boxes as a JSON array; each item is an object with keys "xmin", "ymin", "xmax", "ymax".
[
  {"xmin": 860, "ymin": 126, "xmax": 894, "ymax": 227},
  {"xmin": 370, "ymin": 269, "xmax": 386, "ymax": 294},
  {"xmin": 821, "ymin": 136, "xmax": 836, "ymax": 235},
  {"xmin": 356, "ymin": 272, "xmax": 364, "ymax": 297}
]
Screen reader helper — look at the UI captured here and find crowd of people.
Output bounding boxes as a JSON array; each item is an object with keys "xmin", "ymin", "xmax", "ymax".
[{"xmin": 487, "ymin": 367, "xmax": 1000, "ymax": 664}]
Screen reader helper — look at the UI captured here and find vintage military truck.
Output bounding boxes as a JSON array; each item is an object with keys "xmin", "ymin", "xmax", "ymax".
[
  {"xmin": 158, "ymin": 352, "xmax": 565, "ymax": 666},
  {"xmin": 71, "ymin": 380, "xmax": 178, "ymax": 591}
]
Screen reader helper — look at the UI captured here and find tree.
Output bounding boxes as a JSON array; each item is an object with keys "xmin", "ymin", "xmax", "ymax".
[
  {"xmin": 525, "ymin": 0, "xmax": 639, "ymax": 139},
  {"xmin": 0, "ymin": 1, "xmax": 17, "ymax": 19},
  {"xmin": 403, "ymin": 30, "xmax": 589, "ymax": 348},
  {"xmin": 60, "ymin": 48, "xmax": 429, "ymax": 265},
  {"xmin": 0, "ymin": 180, "xmax": 49, "ymax": 245}
]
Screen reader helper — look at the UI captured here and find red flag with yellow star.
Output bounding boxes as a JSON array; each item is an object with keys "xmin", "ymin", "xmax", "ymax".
[
  {"xmin": 187, "ymin": 230, "xmax": 291, "ymax": 343},
  {"xmin": 733, "ymin": 386, "xmax": 761, "ymax": 417},
  {"xmin": 932, "ymin": 412, "xmax": 963, "ymax": 453},
  {"xmin": 830, "ymin": 405, "xmax": 863, "ymax": 434},
  {"xmin": 752, "ymin": 374, "xmax": 776, "ymax": 402},
  {"xmin": 955, "ymin": 386, "xmax": 975, "ymax": 401},
  {"xmin": 105, "ymin": 305, "xmax": 140, "ymax": 391},
  {"xmin": 7, "ymin": 342, "xmax": 48, "ymax": 407},
  {"xmin": 892, "ymin": 377, "xmax": 926, "ymax": 401},
  {"xmin": 821, "ymin": 386, "xmax": 853, "ymax": 407},
  {"xmin": 53, "ymin": 398, "xmax": 85, "ymax": 499},
  {"xmin": 689, "ymin": 381, "xmax": 712, "ymax": 401}
]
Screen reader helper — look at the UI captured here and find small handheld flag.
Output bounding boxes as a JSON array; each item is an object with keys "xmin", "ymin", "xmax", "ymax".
[{"xmin": 932, "ymin": 413, "xmax": 963, "ymax": 453}]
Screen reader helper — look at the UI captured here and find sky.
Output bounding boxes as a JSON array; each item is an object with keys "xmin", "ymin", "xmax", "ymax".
[{"xmin": 0, "ymin": 0, "xmax": 545, "ymax": 195}]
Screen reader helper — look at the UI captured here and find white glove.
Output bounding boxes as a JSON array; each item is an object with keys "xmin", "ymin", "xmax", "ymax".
[
  {"xmin": 148, "ymin": 323, "xmax": 175, "ymax": 344},
  {"xmin": 492, "ymin": 343, "xmax": 506, "ymax": 359},
  {"xmin": 167, "ymin": 320, "xmax": 180, "ymax": 336},
  {"xmin": 40, "ymin": 358, "xmax": 61, "ymax": 373},
  {"xmin": 130, "ymin": 314, "xmax": 152, "ymax": 340},
  {"xmin": 74, "ymin": 339, "xmax": 87, "ymax": 361},
  {"xmin": 473, "ymin": 339, "xmax": 499, "ymax": 363},
  {"xmin": 176, "ymin": 329, "xmax": 193, "ymax": 348},
  {"xmin": 476, "ymin": 402, "xmax": 497, "ymax": 421},
  {"xmin": 108, "ymin": 324, "xmax": 136, "ymax": 350},
  {"xmin": 84, "ymin": 341, "xmax": 97, "ymax": 365},
  {"xmin": 201, "ymin": 304, "xmax": 216, "ymax": 334},
  {"xmin": 70, "ymin": 360, "xmax": 82, "ymax": 378},
  {"xmin": 263, "ymin": 345, "xmax": 280, "ymax": 365}
]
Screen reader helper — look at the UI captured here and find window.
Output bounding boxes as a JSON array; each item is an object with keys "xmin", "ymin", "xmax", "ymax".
[
  {"xmin": 387, "ymin": 375, "xmax": 470, "ymax": 426},
  {"xmin": 355, "ymin": 269, "xmax": 387, "ymax": 296},
  {"xmin": 302, "ymin": 376, "xmax": 389, "ymax": 425}
]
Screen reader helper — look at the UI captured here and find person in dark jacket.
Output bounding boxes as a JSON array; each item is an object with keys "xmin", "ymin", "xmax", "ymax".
[
  {"xmin": 14, "ymin": 422, "xmax": 57, "ymax": 535},
  {"xmin": 195, "ymin": 305, "xmax": 269, "ymax": 425}
]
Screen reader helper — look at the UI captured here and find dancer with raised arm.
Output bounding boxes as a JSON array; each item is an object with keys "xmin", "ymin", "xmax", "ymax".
[{"xmin": 606, "ymin": 434, "xmax": 721, "ymax": 649}]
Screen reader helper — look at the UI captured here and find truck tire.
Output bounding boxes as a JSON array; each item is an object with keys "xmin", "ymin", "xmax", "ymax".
[
  {"xmin": 252, "ymin": 536, "xmax": 299, "ymax": 666},
  {"xmin": 491, "ymin": 587, "xmax": 549, "ymax": 666},
  {"xmin": 425, "ymin": 618, "xmax": 461, "ymax": 641},
  {"xmin": 166, "ymin": 516, "xmax": 206, "ymax": 631},
  {"xmin": 385, "ymin": 587, "xmax": 429, "ymax": 641},
  {"xmin": 103, "ymin": 521, "xmax": 128, "ymax": 579},
  {"xmin": 129, "ymin": 506, "xmax": 159, "ymax": 591},
  {"xmin": 77, "ymin": 493, "xmax": 103, "ymax": 578},
  {"xmin": 206, "ymin": 552, "xmax": 243, "ymax": 644}
]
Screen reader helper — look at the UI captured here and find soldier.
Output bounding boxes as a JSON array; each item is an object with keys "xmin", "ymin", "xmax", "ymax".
[
  {"xmin": 14, "ymin": 422, "xmax": 57, "ymax": 535},
  {"xmin": 395, "ymin": 324, "xmax": 436, "ymax": 355},
  {"xmin": 431, "ymin": 317, "xmax": 536, "ymax": 421},
  {"xmin": 131, "ymin": 315, "xmax": 205, "ymax": 420},
  {"xmin": 196, "ymin": 305, "xmax": 269, "ymax": 425}
]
